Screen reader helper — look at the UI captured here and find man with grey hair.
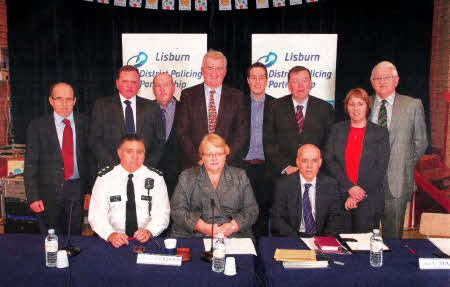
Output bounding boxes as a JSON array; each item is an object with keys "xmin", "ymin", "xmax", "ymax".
[
  {"xmin": 369, "ymin": 61, "xmax": 428, "ymax": 238},
  {"xmin": 176, "ymin": 49, "xmax": 249, "ymax": 168}
]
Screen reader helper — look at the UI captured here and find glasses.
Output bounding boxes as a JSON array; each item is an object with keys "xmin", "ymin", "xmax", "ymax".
[
  {"xmin": 52, "ymin": 97, "xmax": 74, "ymax": 104},
  {"xmin": 371, "ymin": 76, "xmax": 397, "ymax": 82},
  {"xmin": 202, "ymin": 152, "xmax": 225, "ymax": 159}
]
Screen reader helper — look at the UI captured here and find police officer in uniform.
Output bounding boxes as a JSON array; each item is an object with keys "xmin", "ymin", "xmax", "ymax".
[{"xmin": 88, "ymin": 134, "xmax": 170, "ymax": 248}]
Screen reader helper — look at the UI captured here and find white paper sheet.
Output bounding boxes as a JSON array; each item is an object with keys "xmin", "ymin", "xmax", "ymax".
[
  {"xmin": 428, "ymin": 238, "xmax": 450, "ymax": 256},
  {"xmin": 300, "ymin": 237, "xmax": 318, "ymax": 250},
  {"xmin": 203, "ymin": 238, "xmax": 257, "ymax": 256},
  {"xmin": 339, "ymin": 233, "xmax": 390, "ymax": 251}
]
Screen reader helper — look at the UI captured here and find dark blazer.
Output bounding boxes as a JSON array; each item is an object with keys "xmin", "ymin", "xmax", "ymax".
[
  {"xmin": 89, "ymin": 95, "xmax": 165, "ymax": 170},
  {"xmin": 176, "ymin": 83, "xmax": 249, "ymax": 168},
  {"xmin": 324, "ymin": 120, "xmax": 390, "ymax": 219},
  {"xmin": 156, "ymin": 99, "xmax": 182, "ymax": 198},
  {"xmin": 24, "ymin": 113, "xmax": 90, "ymax": 216},
  {"xmin": 241, "ymin": 93, "xmax": 275, "ymax": 160},
  {"xmin": 270, "ymin": 173, "xmax": 348, "ymax": 237},
  {"xmin": 263, "ymin": 95, "xmax": 334, "ymax": 175}
]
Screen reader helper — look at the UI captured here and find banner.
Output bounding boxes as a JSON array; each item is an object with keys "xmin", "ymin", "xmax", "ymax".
[
  {"xmin": 122, "ymin": 34, "xmax": 207, "ymax": 100},
  {"xmin": 219, "ymin": 0, "xmax": 232, "ymax": 10},
  {"xmin": 114, "ymin": 0, "xmax": 126, "ymax": 6},
  {"xmin": 129, "ymin": 0, "xmax": 143, "ymax": 7},
  {"xmin": 179, "ymin": 0, "xmax": 191, "ymax": 10},
  {"xmin": 145, "ymin": 0, "xmax": 158, "ymax": 9},
  {"xmin": 252, "ymin": 34, "xmax": 337, "ymax": 106},
  {"xmin": 256, "ymin": 0, "xmax": 269, "ymax": 9},
  {"xmin": 195, "ymin": 0, "xmax": 207, "ymax": 11},
  {"xmin": 272, "ymin": 0, "xmax": 285, "ymax": 7},
  {"xmin": 289, "ymin": 0, "xmax": 302, "ymax": 5},
  {"xmin": 235, "ymin": 0, "xmax": 248, "ymax": 9},
  {"xmin": 162, "ymin": 0, "xmax": 175, "ymax": 10}
]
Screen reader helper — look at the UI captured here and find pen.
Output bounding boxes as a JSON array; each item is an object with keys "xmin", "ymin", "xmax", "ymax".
[{"xmin": 403, "ymin": 244, "xmax": 415, "ymax": 255}]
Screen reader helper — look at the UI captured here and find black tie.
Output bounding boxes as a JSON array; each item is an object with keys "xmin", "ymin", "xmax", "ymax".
[
  {"xmin": 124, "ymin": 100, "xmax": 135, "ymax": 134},
  {"xmin": 125, "ymin": 174, "xmax": 138, "ymax": 237},
  {"xmin": 161, "ymin": 108, "xmax": 166, "ymax": 140}
]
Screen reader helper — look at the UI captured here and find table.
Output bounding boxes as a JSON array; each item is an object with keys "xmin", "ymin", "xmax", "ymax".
[
  {"xmin": 257, "ymin": 237, "xmax": 449, "ymax": 287},
  {"xmin": 0, "ymin": 234, "xmax": 257, "ymax": 287}
]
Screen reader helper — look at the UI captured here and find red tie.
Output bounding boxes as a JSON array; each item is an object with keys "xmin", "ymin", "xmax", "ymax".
[
  {"xmin": 208, "ymin": 90, "xmax": 217, "ymax": 133},
  {"xmin": 296, "ymin": 105, "xmax": 304, "ymax": 135},
  {"xmin": 62, "ymin": 119, "xmax": 74, "ymax": 180}
]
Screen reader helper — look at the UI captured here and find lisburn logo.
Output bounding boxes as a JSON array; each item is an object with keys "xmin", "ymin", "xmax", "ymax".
[
  {"xmin": 127, "ymin": 52, "xmax": 148, "ymax": 68},
  {"xmin": 257, "ymin": 52, "xmax": 277, "ymax": 67}
]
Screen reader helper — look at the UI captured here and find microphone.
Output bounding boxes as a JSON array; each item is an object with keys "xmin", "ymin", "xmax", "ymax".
[
  {"xmin": 61, "ymin": 199, "xmax": 81, "ymax": 256},
  {"xmin": 201, "ymin": 198, "xmax": 215, "ymax": 263}
]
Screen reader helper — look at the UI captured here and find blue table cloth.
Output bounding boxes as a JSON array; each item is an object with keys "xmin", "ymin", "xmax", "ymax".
[
  {"xmin": 0, "ymin": 234, "xmax": 257, "ymax": 287},
  {"xmin": 258, "ymin": 237, "xmax": 449, "ymax": 287}
]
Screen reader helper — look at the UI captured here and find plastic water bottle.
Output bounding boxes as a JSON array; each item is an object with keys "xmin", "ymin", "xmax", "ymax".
[
  {"xmin": 45, "ymin": 229, "xmax": 58, "ymax": 267},
  {"xmin": 370, "ymin": 229, "xmax": 383, "ymax": 267},
  {"xmin": 212, "ymin": 233, "xmax": 226, "ymax": 272}
]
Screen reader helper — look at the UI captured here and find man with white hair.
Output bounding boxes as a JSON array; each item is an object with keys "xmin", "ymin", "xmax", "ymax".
[{"xmin": 369, "ymin": 61, "xmax": 428, "ymax": 238}]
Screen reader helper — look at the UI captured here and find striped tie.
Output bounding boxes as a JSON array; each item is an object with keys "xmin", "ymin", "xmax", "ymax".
[
  {"xmin": 377, "ymin": 100, "xmax": 387, "ymax": 127},
  {"xmin": 302, "ymin": 183, "xmax": 316, "ymax": 235},
  {"xmin": 208, "ymin": 90, "xmax": 217, "ymax": 133},
  {"xmin": 296, "ymin": 105, "xmax": 304, "ymax": 134}
]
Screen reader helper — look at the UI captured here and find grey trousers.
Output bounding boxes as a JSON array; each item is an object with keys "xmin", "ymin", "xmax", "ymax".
[{"xmin": 382, "ymin": 190, "xmax": 409, "ymax": 238}]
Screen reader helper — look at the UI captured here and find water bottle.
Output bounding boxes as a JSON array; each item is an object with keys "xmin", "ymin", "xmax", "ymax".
[
  {"xmin": 45, "ymin": 229, "xmax": 58, "ymax": 267},
  {"xmin": 212, "ymin": 233, "xmax": 226, "ymax": 272},
  {"xmin": 370, "ymin": 229, "xmax": 383, "ymax": 267}
]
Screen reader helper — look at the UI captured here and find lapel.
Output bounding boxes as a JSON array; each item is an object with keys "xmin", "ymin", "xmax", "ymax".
[
  {"xmin": 135, "ymin": 96, "xmax": 145, "ymax": 136},
  {"xmin": 292, "ymin": 174, "xmax": 303, "ymax": 230},
  {"xmin": 388, "ymin": 93, "xmax": 402, "ymax": 145},
  {"xmin": 198, "ymin": 83, "xmax": 209, "ymax": 133},
  {"xmin": 215, "ymin": 85, "xmax": 230, "ymax": 133},
  {"xmin": 302, "ymin": 95, "xmax": 317, "ymax": 137},
  {"xmin": 73, "ymin": 112, "xmax": 81, "ymax": 163},
  {"xmin": 167, "ymin": 100, "xmax": 178, "ymax": 143},
  {"xmin": 283, "ymin": 96, "xmax": 301, "ymax": 142},
  {"xmin": 48, "ymin": 114, "xmax": 63, "ymax": 162},
  {"xmin": 112, "ymin": 95, "xmax": 126, "ymax": 135},
  {"xmin": 314, "ymin": 176, "xmax": 323, "ymax": 231},
  {"xmin": 336, "ymin": 121, "xmax": 351, "ymax": 170}
]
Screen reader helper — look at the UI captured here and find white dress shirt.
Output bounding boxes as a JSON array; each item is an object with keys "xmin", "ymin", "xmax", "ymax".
[
  {"xmin": 298, "ymin": 174, "xmax": 317, "ymax": 233},
  {"xmin": 119, "ymin": 94, "xmax": 137, "ymax": 131},
  {"xmin": 370, "ymin": 92, "xmax": 395, "ymax": 129},
  {"xmin": 88, "ymin": 164, "xmax": 170, "ymax": 241}
]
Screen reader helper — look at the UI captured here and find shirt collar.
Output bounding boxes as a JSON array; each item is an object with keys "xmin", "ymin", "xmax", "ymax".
[
  {"xmin": 118, "ymin": 164, "xmax": 144, "ymax": 177},
  {"xmin": 119, "ymin": 93, "xmax": 136, "ymax": 104},
  {"xmin": 292, "ymin": 97, "xmax": 309, "ymax": 108},
  {"xmin": 250, "ymin": 93, "xmax": 266, "ymax": 103},
  {"xmin": 204, "ymin": 84, "xmax": 222, "ymax": 96},
  {"xmin": 299, "ymin": 173, "xmax": 317, "ymax": 188},
  {"xmin": 54, "ymin": 111, "xmax": 74, "ymax": 125},
  {"xmin": 160, "ymin": 97, "xmax": 176, "ymax": 111},
  {"xmin": 375, "ymin": 92, "xmax": 395, "ymax": 106}
]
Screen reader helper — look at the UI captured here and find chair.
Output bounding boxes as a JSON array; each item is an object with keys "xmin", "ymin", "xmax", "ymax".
[{"xmin": 419, "ymin": 213, "xmax": 450, "ymax": 238}]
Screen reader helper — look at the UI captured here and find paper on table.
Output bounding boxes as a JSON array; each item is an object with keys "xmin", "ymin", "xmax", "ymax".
[
  {"xmin": 203, "ymin": 238, "xmax": 257, "ymax": 256},
  {"xmin": 300, "ymin": 237, "xmax": 318, "ymax": 250},
  {"xmin": 428, "ymin": 238, "xmax": 450, "ymax": 256},
  {"xmin": 339, "ymin": 233, "xmax": 389, "ymax": 251}
]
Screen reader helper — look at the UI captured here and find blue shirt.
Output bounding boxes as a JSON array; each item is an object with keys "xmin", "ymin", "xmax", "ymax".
[
  {"xmin": 53, "ymin": 112, "xmax": 79, "ymax": 179},
  {"xmin": 160, "ymin": 98, "xmax": 176, "ymax": 141},
  {"xmin": 245, "ymin": 94, "xmax": 266, "ymax": 160},
  {"xmin": 204, "ymin": 84, "xmax": 222, "ymax": 121}
]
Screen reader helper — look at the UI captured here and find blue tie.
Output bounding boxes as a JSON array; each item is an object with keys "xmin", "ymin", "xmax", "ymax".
[
  {"xmin": 303, "ymin": 183, "xmax": 316, "ymax": 235},
  {"xmin": 124, "ymin": 100, "xmax": 135, "ymax": 134}
]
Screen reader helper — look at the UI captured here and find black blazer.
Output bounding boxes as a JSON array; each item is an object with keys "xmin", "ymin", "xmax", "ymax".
[
  {"xmin": 270, "ymin": 173, "xmax": 348, "ymax": 237},
  {"xmin": 263, "ymin": 95, "xmax": 334, "ymax": 175},
  {"xmin": 156, "ymin": 99, "xmax": 182, "ymax": 197},
  {"xmin": 241, "ymin": 93, "xmax": 275, "ymax": 160},
  {"xmin": 324, "ymin": 120, "xmax": 390, "ymax": 211},
  {"xmin": 176, "ymin": 83, "xmax": 249, "ymax": 168},
  {"xmin": 89, "ymin": 94, "xmax": 165, "ymax": 169},
  {"xmin": 24, "ymin": 113, "xmax": 90, "ymax": 215}
]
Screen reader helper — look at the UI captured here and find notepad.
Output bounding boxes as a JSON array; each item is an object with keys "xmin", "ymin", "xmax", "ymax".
[
  {"xmin": 274, "ymin": 249, "xmax": 316, "ymax": 261},
  {"xmin": 314, "ymin": 236, "xmax": 342, "ymax": 252}
]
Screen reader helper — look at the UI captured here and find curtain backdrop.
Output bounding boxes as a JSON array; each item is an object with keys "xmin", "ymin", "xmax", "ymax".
[{"xmin": 7, "ymin": 0, "xmax": 433, "ymax": 144}]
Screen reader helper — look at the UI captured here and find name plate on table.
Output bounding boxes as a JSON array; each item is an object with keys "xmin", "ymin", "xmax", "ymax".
[
  {"xmin": 137, "ymin": 253, "xmax": 182, "ymax": 266},
  {"xmin": 283, "ymin": 261, "xmax": 329, "ymax": 269},
  {"xmin": 419, "ymin": 258, "xmax": 450, "ymax": 270}
]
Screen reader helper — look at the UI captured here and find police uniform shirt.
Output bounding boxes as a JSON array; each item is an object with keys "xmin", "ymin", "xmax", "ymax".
[{"xmin": 88, "ymin": 164, "xmax": 170, "ymax": 241}]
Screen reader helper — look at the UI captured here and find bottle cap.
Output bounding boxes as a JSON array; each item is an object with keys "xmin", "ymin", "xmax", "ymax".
[
  {"xmin": 218, "ymin": 233, "xmax": 224, "ymax": 239},
  {"xmin": 48, "ymin": 229, "xmax": 55, "ymax": 234}
]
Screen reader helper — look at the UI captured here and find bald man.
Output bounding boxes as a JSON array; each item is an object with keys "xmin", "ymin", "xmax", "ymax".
[
  {"xmin": 152, "ymin": 73, "xmax": 182, "ymax": 198},
  {"xmin": 25, "ymin": 82, "xmax": 91, "ymax": 235},
  {"xmin": 270, "ymin": 144, "xmax": 348, "ymax": 237}
]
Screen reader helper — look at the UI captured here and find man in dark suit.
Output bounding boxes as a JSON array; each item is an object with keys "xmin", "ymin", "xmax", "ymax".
[
  {"xmin": 89, "ymin": 65, "xmax": 165, "ymax": 170},
  {"xmin": 241, "ymin": 62, "xmax": 275, "ymax": 238},
  {"xmin": 263, "ymin": 66, "xmax": 334, "ymax": 176},
  {"xmin": 25, "ymin": 82, "xmax": 91, "ymax": 235},
  {"xmin": 176, "ymin": 50, "xmax": 249, "ymax": 168},
  {"xmin": 152, "ymin": 72, "xmax": 181, "ymax": 198},
  {"xmin": 271, "ymin": 144, "xmax": 348, "ymax": 237}
]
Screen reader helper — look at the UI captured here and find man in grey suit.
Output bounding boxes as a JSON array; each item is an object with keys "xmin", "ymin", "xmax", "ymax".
[{"xmin": 369, "ymin": 61, "xmax": 428, "ymax": 238}]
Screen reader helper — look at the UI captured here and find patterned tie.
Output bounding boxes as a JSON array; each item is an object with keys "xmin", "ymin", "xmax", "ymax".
[
  {"xmin": 302, "ymin": 183, "xmax": 316, "ymax": 235},
  {"xmin": 208, "ymin": 90, "xmax": 217, "ymax": 133},
  {"xmin": 161, "ymin": 108, "xmax": 167, "ymax": 140},
  {"xmin": 296, "ymin": 105, "xmax": 304, "ymax": 135},
  {"xmin": 125, "ymin": 174, "xmax": 138, "ymax": 237},
  {"xmin": 124, "ymin": 100, "xmax": 135, "ymax": 134},
  {"xmin": 61, "ymin": 119, "xmax": 74, "ymax": 180},
  {"xmin": 377, "ymin": 100, "xmax": 387, "ymax": 127}
]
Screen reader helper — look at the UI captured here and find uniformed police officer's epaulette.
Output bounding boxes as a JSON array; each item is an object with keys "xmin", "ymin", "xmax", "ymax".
[
  {"xmin": 144, "ymin": 165, "xmax": 164, "ymax": 176},
  {"xmin": 98, "ymin": 166, "xmax": 113, "ymax": 177}
]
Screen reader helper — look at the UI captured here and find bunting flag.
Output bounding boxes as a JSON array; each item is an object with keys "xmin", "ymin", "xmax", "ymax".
[
  {"xmin": 289, "ymin": 0, "xmax": 302, "ymax": 5},
  {"xmin": 97, "ymin": 0, "xmax": 109, "ymax": 3},
  {"xmin": 83, "ymin": 0, "xmax": 94, "ymax": 2},
  {"xmin": 195, "ymin": 0, "xmax": 207, "ymax": 11},
  {"xmin": 272, "ymin": 0, "xmax": 285, "ymax": 7},
  {"xmin": 179, "ymin": 0, "xmax": 191, "ymax": 10},
  {"xmin": 114, "ymin": 0, "xmax": 126, "ymax": 6},
  {"xmin": 305, "ymin": 0, "xmax": 318, "ymax": 2},
  {"xmin": 145, "ymin": 0, "xmax": 158, "ymax": 9},
  {"xmin": 219, "ymin": 0, "xmax": 232, "ymax": 10},
  {"xmin": 162, "ymin": 0, "xmax": 175, "ymax": 10},
  {"xmin": 130, "ymin": 0, "xmax": 143, "ymax": 7},
  {"xmin": 256, "ymin": 0, "xmax": 269, "ymax": 9},
  {"xmin": 235, "ymin": 0, "xmax": 248, "ymax": 9}
]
